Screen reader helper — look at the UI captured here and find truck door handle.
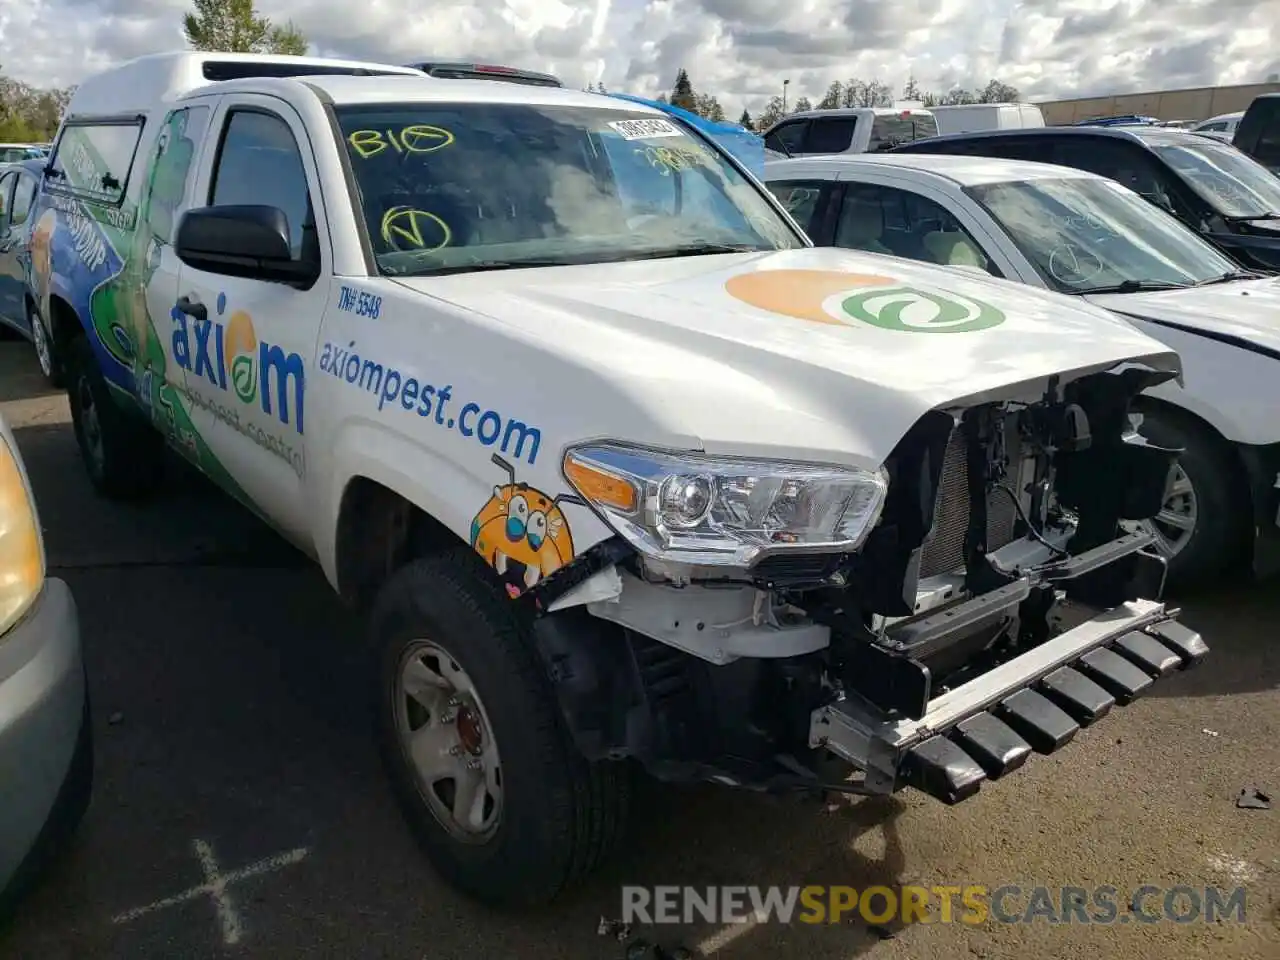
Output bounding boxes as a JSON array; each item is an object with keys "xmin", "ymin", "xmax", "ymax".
[{"xmin": 175, "ymin": 295, "xmax": 207, "ymax": 322}]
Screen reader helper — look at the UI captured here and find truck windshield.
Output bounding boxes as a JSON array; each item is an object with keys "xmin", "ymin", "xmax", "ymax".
[
  {"xmin": 1149, "ymin": 139, "xmax": 1280, "ymax": 219},
  {"xmin": 333, "ymin": 103, "xmax": 802, "ymax": 276},
  {"xmin": 965, "ymin": 176, "xmax": 1243, "ymax": 294}
]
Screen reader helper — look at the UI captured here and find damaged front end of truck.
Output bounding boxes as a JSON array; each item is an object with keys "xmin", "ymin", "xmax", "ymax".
[{"xmin": 521, "ymin": 356, "xmax": 1208, "ymax": 806}]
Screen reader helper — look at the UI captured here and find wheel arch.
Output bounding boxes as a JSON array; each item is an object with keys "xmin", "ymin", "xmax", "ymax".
[
  {"xmin": 1131, "ymin": 393, "xmax": 1251, "ymax": 502},
  {"xmin": 333, "ymin": 474, "xmax": 468, "ymax": 608},
  {"xmin": 327, "ymin": 425, "xmax": 503, "ymax": 609},
  {"xmin": 42, "ymin": 292, "xmax": 86, "ymax": 355}
]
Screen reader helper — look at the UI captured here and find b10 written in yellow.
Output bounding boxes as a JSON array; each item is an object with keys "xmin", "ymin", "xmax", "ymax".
[{"xmin": 619, "ymin": 884, "xmax": 1248, "ymax": 925}]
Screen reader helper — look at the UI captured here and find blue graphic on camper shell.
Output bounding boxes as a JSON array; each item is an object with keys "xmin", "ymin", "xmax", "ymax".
[{"xmin": 32, "ymin": 193, "xmax": 134, "ymax": 390}]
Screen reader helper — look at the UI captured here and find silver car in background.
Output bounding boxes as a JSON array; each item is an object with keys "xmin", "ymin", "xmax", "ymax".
[{"xmin": 0, "ymin": 414, "xmax": 91, "ymax": 921}]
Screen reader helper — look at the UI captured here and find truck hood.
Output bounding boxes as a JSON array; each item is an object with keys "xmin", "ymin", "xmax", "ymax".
[
  {"xmin": 393, "ymin": 247, "xmax": 1179, "ymax": 465},
  {"xmin": 1087, "ymin": 274, "xmax": 1280, "ymax": 354}
]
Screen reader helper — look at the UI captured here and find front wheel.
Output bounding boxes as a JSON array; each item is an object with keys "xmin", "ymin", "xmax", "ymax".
[
  {"xmin": 1136, "ymin": 409, "xmax": 1247, "ymax": 589},
  {"xmin": 370, "ymin": 551, "xmax": 631, "ymax": 907}
]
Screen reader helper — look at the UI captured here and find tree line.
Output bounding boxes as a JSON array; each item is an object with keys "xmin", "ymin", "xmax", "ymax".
[
  {"xmin": 589, "ymin": 70, "xmax": 1023, "ymax": 133},
  {"xmin": 1, "ymin": 0, "xmax": 306, "ymax": 142}
]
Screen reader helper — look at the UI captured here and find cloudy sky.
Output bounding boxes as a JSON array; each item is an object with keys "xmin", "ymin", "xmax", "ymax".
[{"xmin": 1, "ymin": 0, "xmax": 1277, "ymax": 115}]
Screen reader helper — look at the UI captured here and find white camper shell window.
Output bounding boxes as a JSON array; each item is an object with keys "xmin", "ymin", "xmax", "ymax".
[{"xmin": 47, "ymin": 117, "xmax": 145, "ymax": 206}]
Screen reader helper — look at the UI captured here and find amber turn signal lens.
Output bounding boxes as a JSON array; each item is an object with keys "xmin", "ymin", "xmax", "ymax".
[{"xmin": 564, "ymin": 454, "xmax": 639, "ymax": 513}]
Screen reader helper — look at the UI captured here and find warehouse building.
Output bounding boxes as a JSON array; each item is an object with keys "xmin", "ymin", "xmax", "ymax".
[{"xmin": 1037, "ymin": 80, "xmax": 1280, "ymax": 125}]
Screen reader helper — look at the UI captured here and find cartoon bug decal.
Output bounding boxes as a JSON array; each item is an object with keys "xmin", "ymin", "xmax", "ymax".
[{"xmin": 471, "ymin": 454, "xmax": 583, "ymax": 598}]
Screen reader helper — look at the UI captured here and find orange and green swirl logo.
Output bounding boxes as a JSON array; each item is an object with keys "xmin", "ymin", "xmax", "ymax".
[
  {"xmin": 725, "ymin": 269, "xmax": 1007, "ymax": 333},
  {"xmin": 222, "ymin": 305, "xmax": 258, "ymax": 404}
]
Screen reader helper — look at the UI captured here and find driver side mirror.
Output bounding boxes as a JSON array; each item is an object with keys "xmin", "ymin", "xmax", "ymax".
[{"xmin": 175, "ymin": 205, "xmax": 319, "ymax": 286}]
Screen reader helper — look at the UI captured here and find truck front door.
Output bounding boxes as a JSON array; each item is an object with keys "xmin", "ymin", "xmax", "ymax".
[{"xmin": 174, "ymin": 95, "xmax": 331, "ymax": 549}]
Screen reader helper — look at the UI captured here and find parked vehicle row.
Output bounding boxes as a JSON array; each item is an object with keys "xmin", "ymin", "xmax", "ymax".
[
  {"xmin": 6, "ymin": 50, "xmax": 1211, "ymax": 910},
  {"xmin": 764, "ymin": 152, "xmax": 1280, "ymax": 587},
  {"xmin": 0, "ymin": 144, "xmax": 49, "ymax": 164},
  {"xmin": 762, "ymin": 93, "xmax": 1280, "ymax": 180},
  {"xmin": 891, "ymin": 125, "xmax": 1280, "ymax": 271}
]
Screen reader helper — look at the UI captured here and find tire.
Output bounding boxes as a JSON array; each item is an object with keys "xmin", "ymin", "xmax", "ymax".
[
  {"xmin": 369, "ymin": 550, "xmax": 631, "ymax": 908},
  {"xmin": 65, "ymin": 334, "xmax": 165, "ymax": 501},
  {"xmin": 1138, "ymin": 408, "xmax": 1247, "ymax": 588},
  {"xmin": 28, "ymin": 303, "xmax": 62, "ymax": 388}
]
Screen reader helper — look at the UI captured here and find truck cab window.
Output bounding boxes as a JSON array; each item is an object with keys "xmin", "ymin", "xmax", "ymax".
[
  {"xmin": 210, "ymin": 110, "xmax": 313, "ymax": 259},
  {"xmin": 767, "ymin": 121, "xmax": 808, "ymax": 156},
  {"xmin": 804, "ymin": 118, "xmax": 856, "ymax": 154},
  {"xmin": 47, "ymin": 121, "xmax": 143, "ymax": 205}
]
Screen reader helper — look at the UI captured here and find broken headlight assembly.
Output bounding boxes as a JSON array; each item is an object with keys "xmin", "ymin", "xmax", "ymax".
[{"xmin": 563, "ymin": 441, "xmax": 889, "ymax": 567}]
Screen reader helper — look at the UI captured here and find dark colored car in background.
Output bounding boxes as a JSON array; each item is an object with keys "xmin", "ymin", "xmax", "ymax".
[
  {"xmin": 0, "ymin": 159, "xmax": 61, "ymax": 386},
  {"xmin": 1233, "ymin": 93, "xmax": 1280, "ymax": 175},
  {"xmin": 892, "ymin": 126, "xmax": 1280, "ymax": 271},
  {"xmin": 403, "ymin": 61, "xmax": 562, "ymax": 86}
]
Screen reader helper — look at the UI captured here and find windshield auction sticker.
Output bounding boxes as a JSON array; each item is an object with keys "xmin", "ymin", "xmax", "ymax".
[
  {"xmin": 725, "ymin": 269, "xmax": 1007, "ymax": 333},
  {"xmin": 608, "ymin": 117, "xmax": 683, "ymax": 140}
]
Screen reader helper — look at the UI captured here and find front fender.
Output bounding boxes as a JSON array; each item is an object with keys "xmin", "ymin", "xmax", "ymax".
[
  {"xmin": 320, "ymin": 419, "xmax": 484, "ymax": 583},
  {"xmin": 1129, "ymin": 319, "xmax": 1280, "ymax": 447},
  {"xmin": 318, "ymin": 419, "xmax": 616, "ymax": 593}
]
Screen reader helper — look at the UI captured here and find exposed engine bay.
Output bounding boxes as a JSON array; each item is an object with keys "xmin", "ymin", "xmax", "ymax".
[{"xmin": 527, "ymin": 364, "xmax": 1210, "ymax": 804}]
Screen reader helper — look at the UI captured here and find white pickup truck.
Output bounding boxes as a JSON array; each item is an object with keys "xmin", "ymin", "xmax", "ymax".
[{"xmin": 33, "ymin": 53, "xmax": 1208, "ymax": 907}]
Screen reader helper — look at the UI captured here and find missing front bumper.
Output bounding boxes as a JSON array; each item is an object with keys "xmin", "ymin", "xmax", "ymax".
[{"xmin": 808, "ymin": 599, "xmax": 1207, "ymax": 804}]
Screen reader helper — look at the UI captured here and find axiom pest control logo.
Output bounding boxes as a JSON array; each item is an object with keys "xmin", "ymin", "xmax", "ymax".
[
  {"xmin": 725, "ymin": 269, "xmax": 1007, "ymax": 333},
  {"xmin": 170, "ymin": 292, "xmax": 307, "ymax": 433}
]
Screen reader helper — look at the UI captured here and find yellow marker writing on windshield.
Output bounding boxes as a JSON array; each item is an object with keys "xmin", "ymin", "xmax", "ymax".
[
  {"xmin": 636, "ymin": 144, "xmax": 712, "ymax": 176},
  {"xmin": 348, "ymin": 125, "xmax": 456, "ymax": 160},
  {"xmin": 380, "ymin": 206, "xmax": 452, "ymax": 253}
]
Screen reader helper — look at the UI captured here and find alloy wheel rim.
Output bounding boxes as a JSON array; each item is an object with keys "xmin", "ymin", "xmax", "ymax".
[
  {"xmin": 31, "ymin": 317, "xmax": 52, "ymax": 377},
  {"xmin": 393, "ymin": 640, "xmax": 503, "ymax": 843},
  {"xmin": 1143, "ymin": 463, "xmax": 1197, "ymax": 560}
]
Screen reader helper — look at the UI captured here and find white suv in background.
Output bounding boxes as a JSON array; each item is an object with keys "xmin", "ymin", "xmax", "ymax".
[{"xmin": 1190, "ymin": 112, "xmax": 1243, "ymax": 142}]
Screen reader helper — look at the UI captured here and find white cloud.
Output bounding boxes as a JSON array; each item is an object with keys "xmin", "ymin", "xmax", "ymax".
[{"xmin": 1, "ymin": 0, "xmax": 1277, "ymax": 117}]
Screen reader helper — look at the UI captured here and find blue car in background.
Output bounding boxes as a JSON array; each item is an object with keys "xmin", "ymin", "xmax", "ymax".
[{"xmin": 0, "ymin": 159, "xmax": 61, "ymax": 386}]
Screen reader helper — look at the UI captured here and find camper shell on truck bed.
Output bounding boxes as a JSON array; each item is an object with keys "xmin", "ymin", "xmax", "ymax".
[{"xmin": 36, "ymin": 53, "xmax": 1209, "ymax": 910}]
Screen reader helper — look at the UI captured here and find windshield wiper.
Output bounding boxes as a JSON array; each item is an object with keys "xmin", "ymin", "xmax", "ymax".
[
  {"xmin": 395, "ymin": 258, "xmax": 584, "ymax": 277},
  {"xmin": 1080, "ymin": 280, "xmax": 1191, "ymax": 294},
  {"xmin": 391, "ymin": 244, "xmax": 764, "ymax": 276},
  {"xmin": 1194, "ymin": 270, "xmax": 1262, "ymax": 286},
  {"xmin": 1222, "ymin": 212, "xmax": 1280, "ymax": 222},
  {"xmin": 635, "ymin": 242, "xmax": 766, "ymax": 260}
]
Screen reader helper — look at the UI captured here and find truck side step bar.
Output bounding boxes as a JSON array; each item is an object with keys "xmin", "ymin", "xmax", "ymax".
[{"xmin": 810, "ymin": 600, "xmax": 1207, "ymax": 804}]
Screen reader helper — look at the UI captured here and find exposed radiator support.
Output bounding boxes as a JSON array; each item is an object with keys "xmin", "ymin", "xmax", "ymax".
[{"xmin": 919, "ymin": 423, "xmax": 1021, "ymax": 578}]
